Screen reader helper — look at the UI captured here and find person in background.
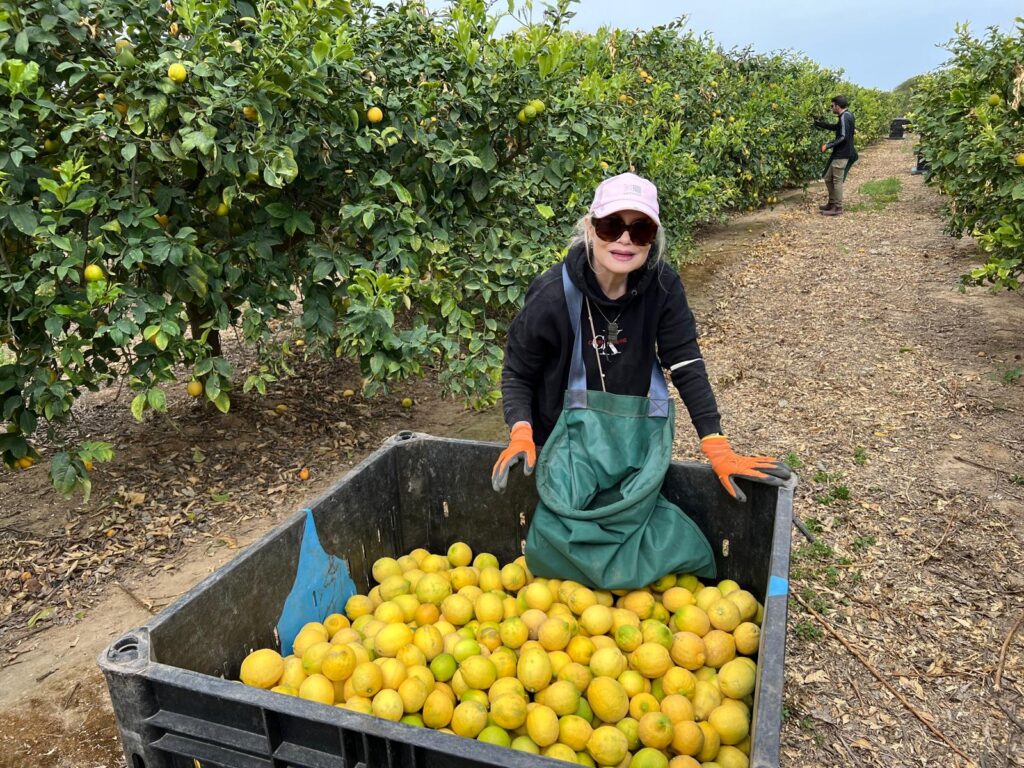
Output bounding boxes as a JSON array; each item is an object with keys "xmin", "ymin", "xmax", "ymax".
[{"xmin": 814, "ymin": 95, "xmax": 857, "ymax": 216}]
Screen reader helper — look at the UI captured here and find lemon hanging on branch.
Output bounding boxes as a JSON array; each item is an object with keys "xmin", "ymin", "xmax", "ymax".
[
  {"xmin": 83, "ymin": 264, "xmax": 104, "ymax": 282},
  {"xmin": 367, "ymin": 106, "xmax": 384, "ymax": 124},
  {"xmin": 167, "ymin": 62, "xmax": 188, "ymax": 83}
]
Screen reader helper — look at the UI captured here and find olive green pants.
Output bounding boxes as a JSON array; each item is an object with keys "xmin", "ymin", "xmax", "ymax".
[{"xmin": 825, "ymin": 158, "xmax": 849, "ymax": 206}]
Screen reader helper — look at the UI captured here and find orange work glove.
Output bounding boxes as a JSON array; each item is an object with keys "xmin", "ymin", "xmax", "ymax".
[
  {"xmin": 492, "ymin": 421, "xmax": 536, "ymax": 492},
  {"xmin": 700, "ymin": 434, "xmax": 791, "ymax": 503},
  {"xmin": 821, "ymin": 143, "xmax": 828, "ymax": 153}
]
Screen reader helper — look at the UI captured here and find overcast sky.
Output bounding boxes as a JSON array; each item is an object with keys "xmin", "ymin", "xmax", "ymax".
[{"xmin": 421, "ymin": 1, "xmax": 1022, "ymax": 90}]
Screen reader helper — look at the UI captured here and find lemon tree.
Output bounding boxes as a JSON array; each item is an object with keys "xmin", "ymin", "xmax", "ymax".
[
  {"xmin": 0, "ymin": 0, "xmax": 895, "ymax": 496},
  {"xmin": 912, "ymin": 19, "xmax": 1024, "ymax": 290}
]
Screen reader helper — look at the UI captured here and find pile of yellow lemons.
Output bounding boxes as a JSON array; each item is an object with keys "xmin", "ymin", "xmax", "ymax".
[{"xmin": 238, "ymin": 543, "xmax": 764, "ymax": 768}]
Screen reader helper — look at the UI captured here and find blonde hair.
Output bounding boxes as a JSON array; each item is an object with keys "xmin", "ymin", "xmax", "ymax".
[{"xmin": 568, "ymin": 214, "xmax": 666, "ymax": 270}]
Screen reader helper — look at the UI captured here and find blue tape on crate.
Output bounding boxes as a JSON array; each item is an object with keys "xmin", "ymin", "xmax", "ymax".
[
  {"xmin": 277, "ymin": 509, "xmax": 357, "ymax": 654},
  {"xmin": 767, "ymin": 575, "xmax": 789, "ymax": 598}
]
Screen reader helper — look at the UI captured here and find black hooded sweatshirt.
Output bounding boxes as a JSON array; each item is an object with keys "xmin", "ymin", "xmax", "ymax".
[{"xmin": 501, "ymin": 242, "xmax": 722, "ymax": 446}]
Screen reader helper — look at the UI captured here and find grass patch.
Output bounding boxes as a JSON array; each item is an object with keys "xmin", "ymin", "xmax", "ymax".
[
  {"xmin": 848, "ymin": 176, "xmax": 901, "ymax": 211},
  {"xmin": 783, "ymin": 451, "xmax": 804, "ymax": 470}
]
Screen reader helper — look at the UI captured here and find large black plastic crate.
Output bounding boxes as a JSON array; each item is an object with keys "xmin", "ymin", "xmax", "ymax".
[{"xmin": 100, "ymin": 432, "xmax": 796, "ymax": 768}]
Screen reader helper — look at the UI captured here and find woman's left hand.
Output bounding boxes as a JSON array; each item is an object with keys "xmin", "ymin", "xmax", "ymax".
[{"xmin": 700, "ymin": 435, "xmax": 791, "ymax": 503}]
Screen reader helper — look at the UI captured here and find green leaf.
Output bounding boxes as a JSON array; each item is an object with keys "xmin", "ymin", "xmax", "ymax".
[
  {"xmin": 371, "ymin": 170, "xmax": 393, "ymax": 187},
  {"xmin": 312, "ymin": 40, "xmax": 330, "ymax": 65},
  {"xmin": 7, "ymin": 205, "xmax": 37, "ymax": 235},
  {"xmin": 535, "ymin": 204, "xmax": 555, "ymax": 220},
  {"xmin": 130, "ymin": 393, "xmax": 146, "ymax": 422},
  {"xmin": 147, "ymin": 388, "xmax": 167, "ymax": 412},
  {"xmin": 213, "ymin": 392, "xmax": 231, "ymax": 413},
  {"xmin": 49, "ymin": 452, "xmax": 78, "ymax": 496}
]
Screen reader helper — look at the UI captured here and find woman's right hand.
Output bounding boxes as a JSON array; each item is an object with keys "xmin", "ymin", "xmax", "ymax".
[{"xmin": 491, "ymin": 421, "xmax": 536, "ymax": 492}]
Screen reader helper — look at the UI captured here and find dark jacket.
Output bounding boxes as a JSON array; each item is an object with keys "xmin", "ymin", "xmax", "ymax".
[
  {"xmin": 500, "ymin": 242, "xmax": 722, "ymax": 446},
  {"xmin": 814, "ymin": 110, "xmax": 855, "ymax": 160}
]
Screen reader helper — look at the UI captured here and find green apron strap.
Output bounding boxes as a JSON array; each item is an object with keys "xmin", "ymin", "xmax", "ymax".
[{"xmin": 561, "ymin": 264, "xmax": 668, "ymax": 415}]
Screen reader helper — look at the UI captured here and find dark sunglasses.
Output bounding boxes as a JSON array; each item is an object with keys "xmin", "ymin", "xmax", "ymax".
[{"xmin": 591, "ymin": 215, "xmax": 658, "ymax": 246}]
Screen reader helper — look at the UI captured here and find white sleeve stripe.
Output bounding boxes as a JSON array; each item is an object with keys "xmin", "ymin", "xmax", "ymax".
[{"xmin": 670, "ymin": 358, "xmax": 704, "ymax": 371}]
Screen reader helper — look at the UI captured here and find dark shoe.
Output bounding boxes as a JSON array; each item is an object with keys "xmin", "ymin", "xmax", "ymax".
[
  {"xmin": 818, "ymin": 203, "xmax": 834, "ymax": 211},
  {"xmin": 820, "ymin": 206, "xmax": 843, "ymax": 216}
]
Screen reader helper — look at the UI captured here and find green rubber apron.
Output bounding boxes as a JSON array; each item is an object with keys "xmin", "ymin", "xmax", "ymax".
[{"xmin": 524, "ymin": 265, "xmax": 716, "ymax": 590}]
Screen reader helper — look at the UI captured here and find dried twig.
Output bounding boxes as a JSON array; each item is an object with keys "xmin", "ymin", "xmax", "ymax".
[
  {"xmin": 953, "ymin": 454, "xmax": 1011, "ymax": 477},
  {"xmin": 115, "ymin": 580, "xmax": 154, "ymax": 614},
  {"xmin": 793, "ymin": 592, "xmax": 978, "ymax": 767},
  {"xmin": 919, "ymin": 513, "xmax": 956, "ymax": 564},
  {"xmin": 994, "ymin": 608, "xmax": 1024, "ymax": 691},
  {"xmin": 62, "ymin": 681, "xmax": 80, "ymax": 710}
]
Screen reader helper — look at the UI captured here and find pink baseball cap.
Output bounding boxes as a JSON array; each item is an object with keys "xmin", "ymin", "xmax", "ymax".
[{"xmin": 588, "ymin": 172, "xmax": 660, "ymax": 226}]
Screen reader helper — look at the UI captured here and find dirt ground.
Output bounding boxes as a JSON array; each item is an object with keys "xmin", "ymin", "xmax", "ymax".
[{"xmin": 1, "ymin": 139, "xmax": 1021, "ymax": 767}]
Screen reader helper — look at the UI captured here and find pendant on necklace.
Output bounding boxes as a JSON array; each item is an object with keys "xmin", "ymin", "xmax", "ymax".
[{"xmin": 606, "ymin": 321, "xmax": 619, "ymax": 343}]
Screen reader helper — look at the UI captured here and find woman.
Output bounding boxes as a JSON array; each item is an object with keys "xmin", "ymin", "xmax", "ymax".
[{"xmin": 491, "ymin": 172, "xmax": 790, "ymax": 588}]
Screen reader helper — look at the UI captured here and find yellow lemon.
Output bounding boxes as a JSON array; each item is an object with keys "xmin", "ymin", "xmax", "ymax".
[
  {"xmin": 566, "ymin": 635, "xmax": 596, "ymax": 665},
  {"xmin": 567, "ymin": 586, "xmax": 598, "ymax": 616},
  {"xmin": 697, "ymin": 720, "xmax": 721, "ymax": 762},
  {"xmin": 559, "ymin": 713, "xmax": 594, "ymax": 751},
  {"xmin": 477, "ymin": 724, "xmax": 511, "ymax": 747},
  {"xmin": 618, "ymin": 670, "xmax": 647, "ymax": 698},
  {"xmin": 321, "ymin": 645, "xmax": 357, "ymax": 682},
  {"xmin": 475, "ymin": 592, "xmax": 505, "ymax": 624},
  {"xmin": 586, "ymin": 676, "xmax": 629, "ymax": 723},
  {"xmin": 543, "ymin": 742, "xmax": 578, "ymax": 761},
  {"xmin": 460, "ymin": 655, "xmax": 497, "ymax": 690},
  {"xmin": 518, "ymin": 646, "xmax": 553, "ymax": 692},
  {"xmin": 323, "ymin": 613, "xmax": 350, "ymax": 636},
  {"xmin": 559, "ymin": 661, "xmax": 593, "ymax": 693},
  {"xmin": 491, "ymin": 693, "xmax": 528, "ymax": 729},
  {"xmin": 413, "ymin": 624, "xmax": 444, "ymax": 660},
  {"xmin": 673, "ymin": 605, "xmax": 710, "ymax": 636},
  {"xmin": 298, "ymin": 673, "xmax": 334, "ymax": 705},
  {"xmin": 580, "ymin": 604, "xmax": 614, "ymax": 636},
  {"xmin": 422, "ymin": 688, "xmax": 455, "ymax": 728},
  {"xmin": 631, "ymin": 747, "xmax": 669, "ymax": 768},
  {"xmin": 279, "ymin": 656, "xmax": 307, "ymax": 689},
  {"xmin": 441, "ymin": 593, "xmax": 475, "ymax": 626},
  {"xmin": 511, "ymin": 735, "xmax": 541, "ymax": 753},
  {"xmin": 539, "ymin": 618, "xmax": 573, "ymax": 651},
  {"xmin": 629, "ymin": 692, "xmax": 660, "ymax": 720},
  {"xmin": 631, "ymin": 643, "xmax": 673, "ymax": 679},
  {"xmin": 694, "ymin": 586, "xmax": 723, "ymax": 612},
  {"xmin": 367, "ymin": 106, "xmax": 384, "ymax": 123},
  {"xmin": 669, "ymin": 632, "xmax": 706, "ymax": 670},
  {"xmin": 345, "ymin": 594, "xmax": 374, "ymax": 620},
  {"xmin": 450, "ymin": 566, "xmax": 479, "ymax": 591},
  {"xmin": 671, "ymin": 719, "xmax": 704, "ymax": 756},
  {"xmin": 378, "ymin": 657, "xmax": 408, "ymax": 690},
  {"xmin": 415, "ymin": 573, "xmax": 452, "ymax": 606},
  {"xmin": 725, "ymin": 590, "xmax": 758, "ymax": 622},
  {"xmin": 718, "ymin": 658, "xmax": 756, "ymax": 699},
  {"xmin": 661, "ymin": 666, "xmax": 696, "ymax": 697},
  {"xmin": 707, "ymin": 599, "xmax": 741, "ymax": 632},
  {"xmin": 447, "ymin": 541, "xmax": 472, "ymax": 567},
  {"xmin": 621, "ymin": 590, "xmax": 656, "ymax": 619},
  {"xmin": 500, "ymin": 563, "xmax": 527, "ymax": 592},
  {"xmin": 590, "ymin": 646, "xmax": 627, "ymax": 678},
  {"xmin": 398, "ymin": 677, "xmax": 429, "ymax": 713},
  {"xmin": 371, "ymin": 688, "xmax": 404, "ymax": 721},
  {"xmin": 451, "ymin": 700, "xmax": 488, "ymax": 738},
  {"xmin": 637, "ymin": 711, "xmax": 674, "ymax": 749},
  {"xmin": 535, "ymin": 679, "xmax": 580, "ymax": 716},
  {"xmin": 703, "ymin": 630, "xmax": 736, "ymax": 668},
  {"xmin": 586, "ymin": 725, "xmax": 629, "ymax": 766},
  {"xmin": 662, "ymin": 587, "xmax": 696, "ymax": 614},
  {"xmin": 350, "ymin": 661, "xmax": 383, "ymax": 697},
  {"xmin": 167, "ymin": 62, "xmax": 187, "ymax": 82},
  {"xmin": 239, "ymin": 648, "xmax": 284, "ymax": 689},
  {"xmin": 615, "ymin": 625, "xmax": 643, "ymax": 653},
  {"xmin": 709, "ymin": 703, "xmax": 749, "ymax": 745},
  {"xmin": 715, "ymin": 745, "xmax": 750, "ymax": 768},
  {"xmin": 270, "ymin": 684, "xmax": 297, "ymax": 696},
  {"xmin": 378, "ymin": 575, "xmax": 410, "ymax": 601},
  {"xmin": 660, "ymin": 693, "xmax": 695, "ymax": 723},
  {"xmin": 692, "ymin": 680, "xmax": 722, "ymax": 721},
  {"xmin": 301, "ymin": 642, "xmax": 333, "ymax": 676},
  {"xmin": 733, "ymin": 622, "xmax": 760, "ymax": 656},
  {"xmin": 374, "ymin": 622, "xmax": 413, "ymax": 657},
  {"xmin": 526, "ymin": 703, "xmax": 560, "ymax": 747}
]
